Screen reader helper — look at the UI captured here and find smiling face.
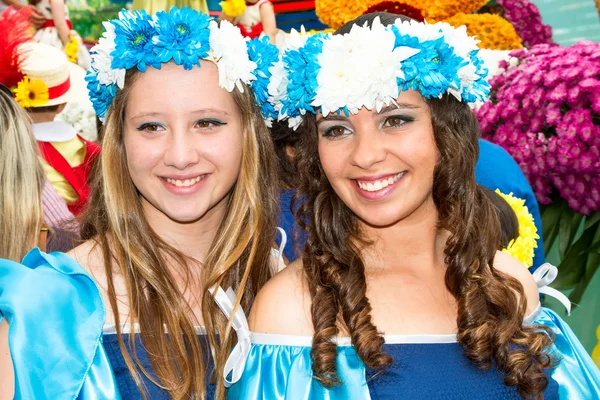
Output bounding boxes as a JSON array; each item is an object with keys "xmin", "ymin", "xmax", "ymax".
[
  {"xmin": 123, "ymin": 62, "xmax": 243, "ymax": 224},
  {"xmin": 317, "ymin": 89, "xmax": 438, "ymax": 228}
]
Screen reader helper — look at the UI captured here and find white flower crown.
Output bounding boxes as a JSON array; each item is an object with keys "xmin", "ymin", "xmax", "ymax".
[{"xmin": 267, "ymin": 18, "xmax": 491, "ymax": 129}]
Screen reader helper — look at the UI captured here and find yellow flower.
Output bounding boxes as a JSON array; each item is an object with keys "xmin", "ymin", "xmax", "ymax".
[
  {"xmin": 496, "ymin": 190, "xmax": 540, "ymax": 268},
  {"xmin": 65, "ymin": 36, "xmax": 79, "ymax": 63},
  {"xmin": 423, "ymin": 0, "xmax": 487, "ymax": 21},
  {"xmin": 592, "ymin": 325, "xmax": 600, "ymax": 369},
  {"xmin": 220, "ymin": 0, "xmax": 246, "ymax": 17},
  {"xmin": 315, "ymin": 0, "xmax": 368, "ymax": 29},
  {"xmin": 444, "ymin": 13, "xmax": 523, "ymax": 50},
  {"xmin": 13, "ymin": 76, "xmax": 49, "ymax": 108}
]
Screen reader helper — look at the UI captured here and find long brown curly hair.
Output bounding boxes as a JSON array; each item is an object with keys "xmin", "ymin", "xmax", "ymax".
[{"xmin": 293, "ymin": 12, "xmax": 554, "ymax": 399}]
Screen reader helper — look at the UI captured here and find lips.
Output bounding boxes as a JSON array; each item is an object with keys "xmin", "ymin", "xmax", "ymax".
[
  {"xmin": 356, "ymin": 172, "xmax": 405, "ymax": 192},
  {"xmin": 163, "ymin": 174, "xmax": 207, "ymax": 187}
]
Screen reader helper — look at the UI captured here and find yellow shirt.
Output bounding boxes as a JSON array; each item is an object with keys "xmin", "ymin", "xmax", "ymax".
[{"xmin": 41, "ymin": 136, "xmax": 86, "ymax": 205}]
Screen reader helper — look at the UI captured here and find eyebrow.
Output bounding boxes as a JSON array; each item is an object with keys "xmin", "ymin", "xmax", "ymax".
[
  {"xmin": 129, "ymin": 108, "xmax": 231, "ymax": 120},
  {"xmin": 316, "ymin": 103, "xmax": 420, "ymax": 123}
]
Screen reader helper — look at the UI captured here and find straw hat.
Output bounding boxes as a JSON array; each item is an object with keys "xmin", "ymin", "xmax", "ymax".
[{"xmin": 16, "ymin": 42, "xmax": 73, "ymax": 107}]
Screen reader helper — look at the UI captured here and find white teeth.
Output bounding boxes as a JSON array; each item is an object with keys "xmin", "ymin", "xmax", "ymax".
[
  {"xmin": 357, "ymin": 172, "xmax": 404, "ymax": 192},
  {"xmin": 165, "ymin": 175, "xmax": 205, "ymax": 187}
]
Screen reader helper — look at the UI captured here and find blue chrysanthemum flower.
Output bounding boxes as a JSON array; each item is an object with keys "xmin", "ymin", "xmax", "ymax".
[
  {"xmin": 86, "ymin": 71, "xmax": 117, "ymax": 121},
  {"xmin": 111, "ymin": 9, "xmax": 159, "ymax": 72},
  {"xmin": 152, "ymin": 7, "xmax": 211, "ymax": 70},
  {"xmin": 246, "ymin": 36, "xmax": 279, "ymax": 120},
  {"xmin": 281, "ymin": 34, "xmax": 326, "ymax": 118},
  {"xmin": 398, "ymin": 36, "xmax": 466, "ymax": 99},
  {"xmin": 462, "ymin": 50, "xmax": 490, "ymax": 103},
  {"xmin": 391, "ymin": 27, "xmax": 421, "ymax": 84}
]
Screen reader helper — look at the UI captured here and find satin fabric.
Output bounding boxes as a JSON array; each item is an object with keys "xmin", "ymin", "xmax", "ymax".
[
  {"xmin": 537, "ymin": 308, "xmax": 600, "ymax": 398},
  {"xmin": 0, "ymin": 249, "xmax": 121, "ymax": 399},
  {"xmin": 228, "ymin": 308, "xmax": 600, "ymax": 399},
  {"xmin": 227, "ymin": 345, "xmax": 370, "ymax": 399}
]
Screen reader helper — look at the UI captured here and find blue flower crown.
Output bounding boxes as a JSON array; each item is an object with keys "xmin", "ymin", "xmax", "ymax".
[
  {"xmin": 85, "ymin": 7, "xmax": 279, "ymax": 123},
  {"xmin": 267, "ymin": 18, "xmax": 491, "ymax": 129}
]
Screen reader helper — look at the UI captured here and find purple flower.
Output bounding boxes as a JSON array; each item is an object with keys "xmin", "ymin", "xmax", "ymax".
[
  {"xmin": 476, "ymin": 41, "xmax": 600, "ymax": 214},
  {"xmin": 548, "ymin": 82, "xmax": 568, "ymax": 102}
]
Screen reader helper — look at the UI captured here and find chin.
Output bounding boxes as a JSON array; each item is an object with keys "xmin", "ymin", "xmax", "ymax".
[{"xmin": 163, "ymin": 209, "xmax": 206, "ymax": 224}]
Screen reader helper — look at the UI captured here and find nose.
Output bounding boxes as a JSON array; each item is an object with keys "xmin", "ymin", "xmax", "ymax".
[
  {"xmin": 349, "ymin": 127, "xmax": 387, "ymax": 170},
  {"xmin": 163, "ymin": 129, "xmax": 200, "ymax": 170}
]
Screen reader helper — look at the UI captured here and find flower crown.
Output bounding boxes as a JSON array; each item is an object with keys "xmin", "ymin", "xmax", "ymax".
[
  {"xmin": 496, "ymin": 190, "xmax": 540, "ymax": 268},
  {"xmin": 268, "ymin": 18, "xmax": 490, "ymax": 129},
  {"xmin": 86, "ymin": 7, "xmax": 279, "ymax": 123}
]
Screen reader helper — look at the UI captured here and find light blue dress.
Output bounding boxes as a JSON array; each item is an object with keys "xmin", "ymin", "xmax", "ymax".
[{"xmin": 225, "ymin": 265, "xmax": 600, "ymax": 399}]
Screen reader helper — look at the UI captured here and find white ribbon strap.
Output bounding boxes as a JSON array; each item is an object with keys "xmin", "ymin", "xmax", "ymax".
[
  {"xmin": 271, "ymin": 227, "xmax": 287, "ymax": 264},
  {"xmin": 208, "ymin": 285, "xmax": 252, "ymax": 387},
  {"xmin": 532, "ymin": 263, "xmax": 572, "ymax": 315}
]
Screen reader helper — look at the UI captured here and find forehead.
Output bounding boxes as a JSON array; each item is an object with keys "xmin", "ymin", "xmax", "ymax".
[
  {"xmin": 126, "ymin": 61, "xmax": 237, "ymax": 116},
  {"xmin": 317, "ymin": 89, "xmax": 428, "ymax": 121}
]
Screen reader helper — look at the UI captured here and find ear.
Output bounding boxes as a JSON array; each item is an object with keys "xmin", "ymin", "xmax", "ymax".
[
  {"xmin": 56, "ymin": 103, "xmax": 67, "ymax": 114},
  {"xmin": 284, "ymin": 144, "xmax": 296, "ymax": 161}
]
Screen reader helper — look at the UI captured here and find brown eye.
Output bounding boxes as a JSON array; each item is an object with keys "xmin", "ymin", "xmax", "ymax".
[
  {"xmin": 323, "ymin": 126, "xmax": 351, "ymax": 138},
  {"xmin": 136, "ymin": 123, "xmax": 165, "ymax": 132},
  {"xmin": 383, "ymin": 117, "xmax": 404, "ymax": 128},
  {"xmin": 195, "ymin": 119, "xmax": 226, "ymax": 129},
  {"xmin": 382, "ymin": 115, "xmax": 414, "ymax": 128}
]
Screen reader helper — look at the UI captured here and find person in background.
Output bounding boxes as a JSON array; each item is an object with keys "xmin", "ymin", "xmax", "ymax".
[
  {"xmin": 270, "ymin": 120, "xmax": 305, "ymax": 261},
  {"xmin": 0, "ymin": 0, "xmax": 45, "ymax": 28},
  {"xmin": 0, "ymin": 85, "xmax": 78, "ymax": 261},
  {"xmin": 476, "ymin": 138, "xmax": 545, "ymax": 270},
  {"xmin": 220, "ymin": 0, "xmax": 280, "ymax": 45},
  {"xmin": 7, "ymin": 42, "xmax": 101, "ymax": 217},
  {"xmin": 29, "ymin": 0, "xmax": 91, "ymax": 69}
]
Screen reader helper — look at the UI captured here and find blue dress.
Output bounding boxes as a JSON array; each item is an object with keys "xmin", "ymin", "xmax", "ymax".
[
  {"xmin": 0, "ymin": 249, "xmax": 218, "ymax": 399},
  {"xmin": 226, "ymin": 267, "xmax": 600, "ymax": 399}
]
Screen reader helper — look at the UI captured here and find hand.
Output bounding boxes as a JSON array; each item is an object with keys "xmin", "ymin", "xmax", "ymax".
[{"xmin": 27, "ymin": 5, "xmax": 46, "ymax": 29}]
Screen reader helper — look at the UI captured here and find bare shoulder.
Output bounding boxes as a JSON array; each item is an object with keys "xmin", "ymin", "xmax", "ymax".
[
  {"xmin": 67, "ymin": 239, "xmax": 106, "ymax": 279},
  {"xmin": 493, "ymin": 250, "xmax": 540, "ymax": 314},
  {"xmin": 248, "ymin": 259, "xmax": 313, "ymax": 335}
]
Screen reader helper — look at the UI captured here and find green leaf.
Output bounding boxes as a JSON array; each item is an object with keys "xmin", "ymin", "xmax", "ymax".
[
  {"xmin": 541, "ymin": 202, "xmax": 563, "ymax": 255},
  {"xmin": 559, "ymin": 207, "xmax": 578, "ymax": 260},
  {"xmin": 584, "ymin": 211, "xmax": 600, "ymax": 231},
  {"xmin": 586, "ymin": 240, "xmax": 600, "ymax": 254},
  {"xmin": 568, "ymin": 278, "xmax": 587, "ymax": 305},
  {"xmin": 553, "ymin": 227, "xmax": 597, "ymax": 289}
]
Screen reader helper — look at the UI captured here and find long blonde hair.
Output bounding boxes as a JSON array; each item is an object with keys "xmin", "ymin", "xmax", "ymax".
[
  {"xmin": 0, "ymin": 89, "xmax": 45, "ymax": 261},
  {"xmin": 81, "ymin": 68, "xmax": 279, "ymax": 399}
]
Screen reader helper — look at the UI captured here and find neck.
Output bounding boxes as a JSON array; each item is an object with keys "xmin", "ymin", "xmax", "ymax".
[
  {"xmin": 30, "ymin": 112, "xmax": 56, "ymax": 123},
  {"xmin": 361, "ymin": 198, "xmax": 447, "ymax": 274},
  {"xmin": 142, "ymin": 200, "xmax": 227, "ymax": 265}
]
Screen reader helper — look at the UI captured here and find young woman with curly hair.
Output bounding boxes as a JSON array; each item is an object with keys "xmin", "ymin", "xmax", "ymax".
[{"xmin": 226, "ymin": 12, "xmax": 600, "ymax": 400}]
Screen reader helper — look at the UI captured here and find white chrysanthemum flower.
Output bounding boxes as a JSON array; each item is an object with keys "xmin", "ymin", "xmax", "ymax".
[
  {"xmin": 393, "ymin": 19, "xmax": 443, "ymax": 43},
  {"xmin": 436, "ymin": 22, "xmax": 479, "ymax": 60},
  {"xmin": 313, "ymin": 20, "xmax": 419, "ymax": 116},
  {"xmin": 90, "ymin": 21, "xmax": 126, "ymax": 88},
  {"xmin": 209, "ymin": 20, "xmax": 257, "ymax": 92},
  {"xmin": 284, "ymin": 28, "xmax": 310, "ymax": 51},
  {"xmin": 288, "ymin": 115, "xmax": 303, "ymax": 130},
  {"xmin": 267, "ymin": 59, "xmax": 289, "ymax": 117}
]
